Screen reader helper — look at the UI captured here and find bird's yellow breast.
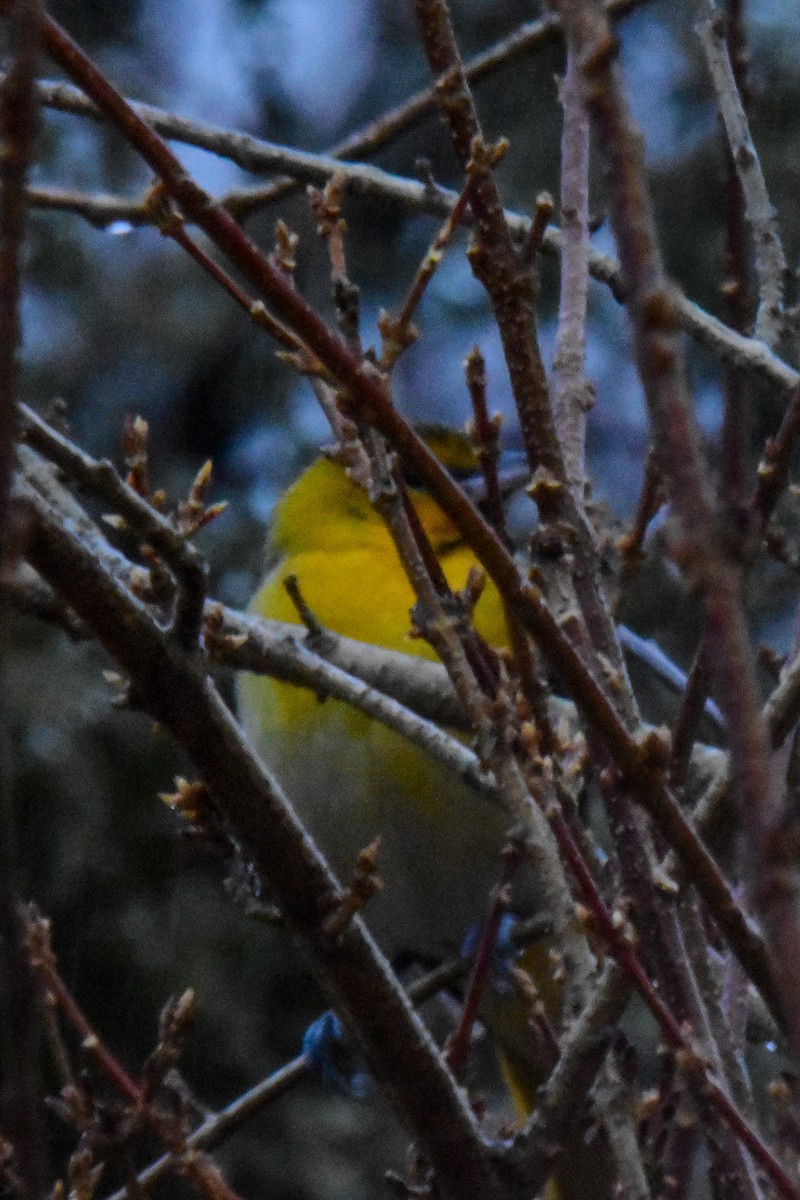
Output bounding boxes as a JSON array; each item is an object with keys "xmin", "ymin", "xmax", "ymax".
[
  {"xmin": 247, "ymin": 451, "xmax": 508, "ymax": 732},
  {"xmin": 238, "ymin": 450, "xmax": 513, "ymax": 958}
]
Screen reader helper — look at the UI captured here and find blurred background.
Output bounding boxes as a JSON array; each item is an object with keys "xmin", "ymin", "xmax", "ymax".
[{"xmin": 9, "ymin": 0, "xmax": 800, "ymax": 1195}]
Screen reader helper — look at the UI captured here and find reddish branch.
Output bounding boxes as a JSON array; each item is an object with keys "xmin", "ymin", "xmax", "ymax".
[
  {"xmin": 25, "ymin": 909, "xmax": 142, "ymax": 1106},
  {"xmin": 554, "ymin": 0, "xmax": 800, "ymax": 1063},
  {"xmin": 415, "ymin": 0, "xmax": 632, "ymax": 703},
  {"xmin": 532, "ymin": 793, "xmax": 797, "ymax": 1200}
]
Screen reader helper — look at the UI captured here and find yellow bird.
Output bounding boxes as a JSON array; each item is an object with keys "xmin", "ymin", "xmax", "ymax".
[
  {"xmin": 238, "ymin": 428, "xmax": 606, "ymax": 1189},
  {"xmin": 239, "ymin": 428, "xmax": 518, "ymax": 967}
]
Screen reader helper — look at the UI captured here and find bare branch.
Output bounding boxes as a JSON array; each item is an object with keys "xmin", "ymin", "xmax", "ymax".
[
  {"xmin": 206, "ymin": 606, "xmax": 496, "ymax": 800},
  {"xmin": 416, "ymin": 0, "xmax": 632, "ymax": 710},
  {"xmin": 552, "ymin": 44, "xmax": 594, "ymax": 496},
  {"xmin": 508, "ymin": 963, "xmax": 629, "ymax": 1194},
  {"xmin": 100, "ymin": 913, "xmax": 555, "ymax": 1200},
  {"xmin": 24, "ymin": 1, "xmax": 649, "ymax": 212},
  {"xmin": 28, "ymin": 0, "xmax": 786, "ymax": 1101},
  {"xmin": 696, "ymin": 0, "xmax": 786, "ymax": 348},
  {"xmin": 19, "ymin": 402, "xmax": 208, "ymax": 650},
  {"xmin": 16, "ymin": 88, "xmax": 799, "ymax": 399},
  {"xmin": 13, "ymin": 452, "xmax": 504, "ymax": 1200},
  {"xmin": 555, "ymin": 0, "xmax": 800, "ymax": 1061},
  {"xmin": 101, "ymin": 1056, "xmax": 310, "ymax": 1200},
  {"xmin": 509, "ymin": 792, "xmax": 796, "ymax": 1199}
]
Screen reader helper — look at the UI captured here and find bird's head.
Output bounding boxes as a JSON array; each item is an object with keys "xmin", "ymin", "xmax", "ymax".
[{"xmin": 269, "ymin": 425, "xmax": 526, "ymax": 558}]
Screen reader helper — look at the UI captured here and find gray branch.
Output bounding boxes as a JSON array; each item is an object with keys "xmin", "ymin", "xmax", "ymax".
[
  {"xmin": 16, "ymin": 78, "xmax": 800, "ymax": 400},
  {"xmin": 695, "ymin": 0, "xmax": 787, "ymax": 347}
]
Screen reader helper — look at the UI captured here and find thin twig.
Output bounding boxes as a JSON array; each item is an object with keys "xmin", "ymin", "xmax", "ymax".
[
  {"xmin": 216, "ymin": 607, "xmax": 471, "ymax": 728},
  {"xmin": 416, "ymin": 0, "xmax": 634, "ymax": 730},
  {"xmin": 101, "ymin": 1056, "xmax": 310, "ymax": 1200},
  {"xmin": 19, "ymin": 402, "xmax": 208, "ymax": 650},
  {"xmin": 679, "ymin": 636, "xmax": 800, "ymax": 875},
  {"xmin": 465, "ymin": 346, "xmax": 509, "ymax": 544},
  {"xmin": 17, "ymin": 439, "xmax": 782, "ymax": 1180},
  {"xmin": 592, "ymin": 1052, "xmax": 652, "ymax": 1200},
  {"xmin": 146, "ymin": 197, "xmax": 303, "ymax": 355},
  {"xmin": 552, "ymin": 41, "xmax": 594, "ymax": 498},
  {"xmin": 516, "ymin": 782, "xmax": 798, "ymax": 1200},
  {"xmin": 99, "ymin": 913, "xmax": 555, "ymax": 1200},
  {"xmin": 26, "ymin": 183, "xmax": 151, "ymax": 225},
  {"xmin": 16, "ymin": 95, "xmax": 800, "ymax": 400},
  {"xmin": 371, "ymin": 434, "xmax": 596, "ymax": 1014},
  {"xmin": 717, "ymin": 0, "xmax": 752, "ymax": 526},
  {"xmin": 752, "ymin": 383, "xmax": 800, "ymax": 531},
  {"xmin": 379, "ymin": 176, "xmax": 475, "ymax": 372},
  {"xmin": 1, "ymin": 564, "xmax": 87, "ymax": 638},
  {"xmin": 177, "ymin": 0, "xmax": 654, "ymax": 221},
  {"xmin": 19, "ymin": 178, "xmax": 800, "ymax": 406},
  {"xmin": 507, "ymin": 962, "xmax": 629, "ymax": 1193},
  {"xmin": 444, "ymin": 849, "xmax": 521, "ymax": 1082},
  {"xmin": 24, "ymin": 907, "xmax": 142, "ymax": 1105},
  {"xmin": 673, "ymin": 891, "xmax": 764, "ymax": 1200},
  {"xmin": 616, "ymin": 442, "xmax": 664, "ymax": 588},
  {"xmin": 23, "ymin": 3, "xmax": 647, "ymax": 208},
  {"xmin": 695, "ymin": 0, "xmax": 786, "ymax": 349},
  {"xmin": 618, "ymin": 624, "xmax": 725, "ymax": 735},
  {"xmin": 669, "ymin": 634, "xmax": 718, "ymax": 786},
  {"xmin": 416, "ymin": 0, "xmax": 561, "ymax": 488}
]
